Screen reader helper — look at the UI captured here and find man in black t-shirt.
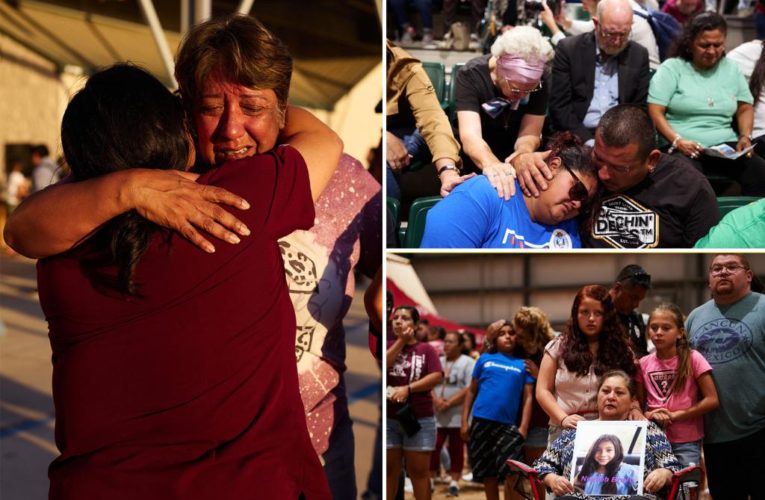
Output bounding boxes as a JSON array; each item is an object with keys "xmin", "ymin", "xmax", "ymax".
[{"xmin": 516, "ymin": 104, "xmax": 720, "ymax": 248}]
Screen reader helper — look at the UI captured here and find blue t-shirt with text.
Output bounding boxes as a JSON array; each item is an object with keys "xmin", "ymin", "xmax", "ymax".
[
  {"xmin": 421, "ymin": 176, "xmax": 581, "ymax": 249},
  {"xmin": 471, "ymin": 352, "xmax": 534, "ymax": 425}
]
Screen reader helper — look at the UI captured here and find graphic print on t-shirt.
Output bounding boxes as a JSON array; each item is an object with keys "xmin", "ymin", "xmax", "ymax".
[
  {"xmin": 391, "ymin": 351, "xmax": 424, "ymax": 380},
  {"xmin": 690, "ymin": 318, "xmax": 754, "ymax": 364},
  {"xmin": 647, "ymin": 369, "xmax": 675, "ymax": 403},
  {"xmin": 500, "ymin": 227, "xmax": 575, "ymax": 249},
  {"xmin": 592, "ymin": 195, "xmax": 659, "ymax": 248}
]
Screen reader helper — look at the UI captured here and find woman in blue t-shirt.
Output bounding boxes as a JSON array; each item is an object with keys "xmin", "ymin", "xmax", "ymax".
[{"xmin": 421, "ymin": 133, "xmax": 598, "ymax": 249}]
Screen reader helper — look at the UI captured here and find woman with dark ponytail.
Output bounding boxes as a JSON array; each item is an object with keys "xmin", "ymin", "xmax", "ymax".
[
  {"xmin": 637, "ymin": 303, "xmax": 719, "ymax": 469},
  {"xmin": 37, "ymin": 64, "xmax": 330, "ymax": 499},
  {"xmin": 59, "ymin": 65, "xmax": 189, "ymax": 296},
  {"xmin": 421, "ymin": 132, "xmax": 599, "ymax": 249}
]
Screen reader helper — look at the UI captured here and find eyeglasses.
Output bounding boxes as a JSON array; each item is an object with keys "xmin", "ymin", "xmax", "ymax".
[
  {"xmin": 598, "ymin": 28, "xmax": 630, "ymax": 41},
  {"xmin": 561, "ymin": 162, "xmax": 590, "ymax": 203},
  {"xmin": 502, "ymin": 79, "xmax": 543, "ymax": 97},
  {"xmin": 592, "ymin": 151, "xmax": 631, "ymax": 174},
  {"xmin": 710, "ymin": 263, "xmax": 748, "ymax": 275}
]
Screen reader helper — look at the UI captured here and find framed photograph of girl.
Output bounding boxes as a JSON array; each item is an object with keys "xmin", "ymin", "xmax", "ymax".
[{"xmin": 569, "ymin": 421, "xmax": 648, "ymax": 496}]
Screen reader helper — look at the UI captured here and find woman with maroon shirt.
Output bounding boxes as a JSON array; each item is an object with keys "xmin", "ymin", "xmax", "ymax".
[
  {"xmin": 386, "ymin": 305, "xmax": 443, "ymax": 500},
  {"xmin": 36, "ymin": 65, "xmax": 329, "ymax": 499}
]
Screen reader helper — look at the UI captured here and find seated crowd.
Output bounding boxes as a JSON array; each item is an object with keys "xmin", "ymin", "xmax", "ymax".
[
  {"xmin": 387, "ymin": 3, "xmax": 765, "ymax": 248},
  {"xmin": 386, "ymin": 255, "xmax": 765, "ymax": 499}
]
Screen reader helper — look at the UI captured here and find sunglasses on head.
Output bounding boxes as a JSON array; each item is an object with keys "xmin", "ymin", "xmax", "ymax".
[{"xmin": 561, "ymin": 162, "xmax": 590, "ymax": 203}]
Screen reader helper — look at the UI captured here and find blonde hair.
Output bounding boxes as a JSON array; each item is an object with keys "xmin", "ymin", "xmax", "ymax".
[
  {"xmin": 491, "ymin": 26, "xmax": 554, "ymax": 63},
  {"xmin": 513, "ymin": 306, "xmax": 555, "ymax": 357}
]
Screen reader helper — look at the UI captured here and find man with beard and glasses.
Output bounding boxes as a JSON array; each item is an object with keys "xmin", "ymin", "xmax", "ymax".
[
  {"xmin": 549, "ymin": 0, "xmax": 650, "ymax": 145},
  {"xmin": 687, "ymin": 254, "xmax": 765, "ymax": 500}
]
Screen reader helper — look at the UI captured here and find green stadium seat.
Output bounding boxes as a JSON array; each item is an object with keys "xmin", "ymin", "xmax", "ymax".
[
  {"xmin": 717, "ymin": 196, "xmax": 761, "ymax": 218},
  {"xmin": 402, "ymin": 196, "xmax": 442, "ymax": 248},
  {"xmin": 448, "ymin": 63, "xmax": 465, "ymax": 123},
  {"xmin": 387, "ymin": 196, "xmax": 401, "ymax": 247},
  {"xmin": 422, "ymin": 61, "xmax": 446, "ymax": 104}
]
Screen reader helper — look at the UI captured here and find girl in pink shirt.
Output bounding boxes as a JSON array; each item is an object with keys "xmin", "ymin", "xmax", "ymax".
[{"xmin": 637, "ymin": 303, "xmax": 719, "ymax": 467}]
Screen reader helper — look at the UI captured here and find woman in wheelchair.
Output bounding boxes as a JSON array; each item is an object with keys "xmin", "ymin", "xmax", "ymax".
[{"xmin": 534, "ymin": 370, "xmax": 682, "ymax": 499}]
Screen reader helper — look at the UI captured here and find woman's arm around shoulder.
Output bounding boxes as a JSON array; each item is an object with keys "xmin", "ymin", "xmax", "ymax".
[{"xmin": 4, "ymin": 170, "xmax": 250, "ymax": 257}]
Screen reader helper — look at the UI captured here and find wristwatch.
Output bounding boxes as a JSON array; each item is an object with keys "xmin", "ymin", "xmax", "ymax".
[{"xmin": 437, "ymin": 164, "xmax": 458, "ymax": 176}]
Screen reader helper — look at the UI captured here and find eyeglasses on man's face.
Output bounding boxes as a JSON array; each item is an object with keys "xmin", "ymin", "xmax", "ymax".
[
  {"xmin": 598, "ymin": 27, "xmax": 630, "ymax": 41},
  {"xmin": 591, "ymin": 149, "xmax": 632, "ymax": 175},
  {"xmin": 710, "ymin": 263, "xmax": 748, "ymax": 275}
]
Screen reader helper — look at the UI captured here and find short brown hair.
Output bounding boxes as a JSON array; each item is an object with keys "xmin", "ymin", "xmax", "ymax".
[{"xmin": 175, "ymin": 14, "xmax": 293, "ymax": 113}]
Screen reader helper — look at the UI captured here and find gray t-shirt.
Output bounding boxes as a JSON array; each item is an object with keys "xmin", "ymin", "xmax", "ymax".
[
  {"xmin": 435, "ymin": 354, "xmax": 475, "ymax": 428},
  {"xmin": 687, "ymin": 292, "xmax": 765, "ymax": 444}
]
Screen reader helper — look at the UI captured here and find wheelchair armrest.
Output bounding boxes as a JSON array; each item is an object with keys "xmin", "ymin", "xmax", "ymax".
[
  {"xmin": 506, "ymin": 459, "xmax": 546, "ymax": 500},
  {"xmin": 507, "ymin": 459, "xmax": 538, "ymax": 476},
  {"xmin": 668, "ymin": 465, "xmax": 702, "ymax": 500}
]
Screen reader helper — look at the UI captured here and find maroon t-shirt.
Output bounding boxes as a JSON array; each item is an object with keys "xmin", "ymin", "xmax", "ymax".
[
  {"xmin": 387, "ymin": 341, "xmax": 443, "ymax": 419},
  {"xmin": 37, "ymin": 146, "xmax": 330, "ymax": 500}
]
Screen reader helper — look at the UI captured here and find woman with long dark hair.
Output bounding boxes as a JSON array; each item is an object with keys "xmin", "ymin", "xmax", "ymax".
[
  {"xmin": 38, "ymin": 64, "xmax": 329, "ymax": 499},
  {"xmin": 536, "ymin": 285, "xmax": 638, "ymax": 444},
  {"xmin": 647, "ymin": 12, "xmax": 765, "ymax": 196}
]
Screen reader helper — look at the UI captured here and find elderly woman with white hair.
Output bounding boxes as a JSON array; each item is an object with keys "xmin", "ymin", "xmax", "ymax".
[{"xmin": 454, "ymin": 26, "xmax": 554, "ymax": 200}]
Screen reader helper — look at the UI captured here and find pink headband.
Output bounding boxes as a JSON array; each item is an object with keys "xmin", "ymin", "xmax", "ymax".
[{"xmin": 496, "ymin": 54, "xmax": 545, "ymax": 84}]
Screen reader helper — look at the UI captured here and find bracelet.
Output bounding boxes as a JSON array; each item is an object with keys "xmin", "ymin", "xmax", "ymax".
[
  {"xmin": 560, "ymin": 415, "xmax": 568, "ymax": 426},
  {"xmin": 739, "ymin": 133, "xmax": 753, "ymax": 140},
  {"xmin": 407, "ymin": 384, "xmax": 412, "ymax": 394},
  {"xmin": 437, "ymin": 164, "xmax": 458, "ymax": 176},
  {"xmin": 668, "ymin": 135, "xmax": 682, "ymax": 154}
]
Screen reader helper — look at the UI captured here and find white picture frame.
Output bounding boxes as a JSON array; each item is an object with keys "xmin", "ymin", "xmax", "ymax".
[{"xmin": 569, "ymin": 420, "xmax": 648, "ymax": 496}]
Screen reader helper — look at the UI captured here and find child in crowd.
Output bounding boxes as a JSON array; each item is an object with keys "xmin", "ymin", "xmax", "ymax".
[
  {"xmin": 637, "ymin": 303, "xmax": 720, "ymax": 467},
  {"xmin": 463, "ymin": 331, "xmax": 480, "ymax": 360},
  {"xmin": 461, "ymin": 320, "xmax": 534, "ymax": 500},
  {"xmin": 537, "ymin": 285, "xmax": 638, "ymax": 444},
  {"xmin": 574, "ymin": 434, "xmax": 639, "ymax": 495},
  {"xmin": 513, "ymin": 307, "xmax": 555, "ymax": 466}
]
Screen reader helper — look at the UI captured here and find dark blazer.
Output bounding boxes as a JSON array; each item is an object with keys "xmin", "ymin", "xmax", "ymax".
[{"xmin": 549, "ymin": 31, "xmax": 650, "ymax": 142}]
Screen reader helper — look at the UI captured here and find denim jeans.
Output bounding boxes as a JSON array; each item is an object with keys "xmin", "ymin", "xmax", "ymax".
[{"xmin": 386, "ymin": 128, "xmax": 430, "ymax": 200}]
